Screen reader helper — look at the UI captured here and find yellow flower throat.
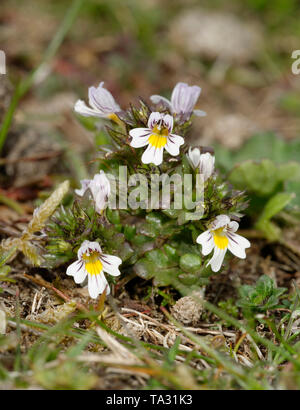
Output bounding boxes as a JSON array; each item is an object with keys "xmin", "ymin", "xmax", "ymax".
[
  {"xmin": 148, "ymin": 125, "xmax": 168, "ymax": 148},
  {"xmin": 213, "ymin": 228, "xmax": 229, "ymax": 250},
  {"xmin": 82, "ymin": 251, "xmax": 103, "ymax": 276}
]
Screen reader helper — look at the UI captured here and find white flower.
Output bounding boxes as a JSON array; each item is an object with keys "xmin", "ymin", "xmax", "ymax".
[
  {"xmin": 129, "ymin": 112, "xmax": 184, "ymax": 166},
  {"xmin": 187, "ymin": 147, "xmax": 215, "ymax": 181},
  {"xmin": 196, "ymin": 215, "xmax": 250, "ymax": 273},
  {"xmin": 75, "ymin": 170, "xmax": 110, "ymax": 214},
  {"xmin": 74, "ymin": 81, "xmax": 121, "ymax": 121},
  {"xmin": 66, "ymin": 240, "xmax": 122, "ymax": 299},
  {"xmin": 150, "ymin": 82, "xmax": 206, "ymax": 118}
]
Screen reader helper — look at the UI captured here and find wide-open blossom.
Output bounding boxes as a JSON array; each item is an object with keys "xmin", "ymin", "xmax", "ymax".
[
  {"xmin": 129, "ymin": 112, "xmax": 184, "ymax": 166},
  {"xmin": 150, "ymin": 82, "xmax": 206, "ymax": 118},
  {"xmin": 67, "ymin": 241, "xmax": 121, "ymax": 298},
  {"xmin": 74, "ymin": 82, "xmax": 121, "ymax": 122},
  {"xmin": 75, "ymin": 170, "xmax": 110, "ymax": 214},
  {"xmin": 196, "ymin": 215, "xmax": 250, "ymax": 272},
  {"xmin": 187, "ymin": 147, "xmax": 215, "ymax": 181}
]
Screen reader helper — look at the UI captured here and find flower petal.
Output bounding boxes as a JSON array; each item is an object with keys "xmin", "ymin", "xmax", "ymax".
[
  {"xmin": 101, "ymin": 254, "xmax": 122, "ymax": 277},
  {"xmin": 228, "ymin": 221, "xmax": 239, "ymax": 232},
  {"xmin": 141, "ymin": 144, "xmax": 164, "ymax": 166},
  {"xmin": 171, "ymin": 82, "xmax": 201, "ymax": 115},
  {"xmin": 170, "ymin": 82, "xmax": 187, "ymax": 114},
  {"xmin": 162, "ymin": 114, "xmax": 174, "ymax": 132},
  {"xmin": 78, "ymin": 240, "xmax": 101, "ymax": 259},
  {"xmin": 165, "ymin": 134, "xmax": 184, "ymax": 156},
  {"xmin": 193, "ymin": 109, "xmax": 207, "ymax": 117},
  {"xmin": 199, "ymin": 152, "xmax": 215, "ymax": 181},
  {"xmin": 88, "ymin": 83, "xmax": 120, "ymax": 114},
  {"xmin": 154, "ymin": 147, "xmax": 164, "ymax": 165},
  {"xmin": 75, "ymin": 179, "xmax": 91, "ymax": 196},
  {"xmin": 188, "ymin": 147, "xmax": 201, "ymax": 169},
  {"xmin": 227, "ymin": 232, "xmax": 251, "ymax": 259},
  {"xmin": 207, "ymin": 247, "xmax": 227, "ymax": 272},
  {"xmin": 88, "ymin": 273, "xmax": 108, "ymax": 299},
  {"xmin": 129, "ymin": 128, "xmax": 151, "ymax": 147},
  {"xmin": 196, "ymin": 230, "xmax": 214, "ymax": 256},
  {"xmin": 150, "ymin": 95, "xmax": 172, "ymax": 109},
  {"xmin": 66, "ymin": 260, "xmax": 87, "ymax": 284},
  {"xmin": 148, "ymin": 112, "xmax": 163, "ymax": 129},
  {"xmin": 74, "ymin": 100, "xmax": 105, "ymax": 118},
  {"xmin": 89, "ymin": 171, "xmax": 111, "ymax": 211},
  {"xmin": 211, "ymin": 215, "xmax": 230, "ymax": 230}
]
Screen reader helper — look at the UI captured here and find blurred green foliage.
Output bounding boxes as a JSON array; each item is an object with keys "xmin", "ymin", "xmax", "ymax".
[{"xmin": 215, "ymin": 133, "xmax": 300, "ymax": 239}]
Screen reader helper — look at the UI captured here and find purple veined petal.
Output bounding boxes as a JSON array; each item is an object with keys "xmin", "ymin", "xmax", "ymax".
[
  {"xmin": 170, "ymin": 82, "xmax": 187, "ymax": 114},
  {"xmin": 100, "ymin": 254, "xmax": 122, "ymax": 277},
  {"xmin": 92, "ymin": 172, "xmax": 110, "ymax": 213},
  {"xmin": 90, "ymin": 171, "xmax": 111, "ymax": 199},
  {"xmin": 88, "ymin": 83, "xmax": 120, "ymax": 114},
  {"xmin": 147, "ymin": 112, "xmax": 163, "ymax": 129},
  {"xmin": 196, "ymin": 230, "xmax": 214, "ymax": 256},
  {"xmin": 78, "ymin": 240, "xmax": 101, "ymax": 259},
  {"xmin": 227, "ymin": 232, "xmax": 251, "ymax": 250},
  {"xmin": 162, "ymin": 114, "xmax": 174, "ymax": 132},
  {"xmin": 165, "ymin": 139, "xmax": 180, "ymax": 156},
  {"xmin": 228, "ymin": 221, "xmax": 239, "ymax": 233},
  {"xmin": 210, "ymin": 215, "xmax": 231, "ymax": 231},
  {"xmin": 171, "ymin": 82, "xmax": 201, "ymax": 115},
  {"xmin": 165, "ymin": 134, "xmax": 184, "ymax": 156},
  {"xmin": 150, "ymin": 95, "xmax": 172, "ymax": 110},
  {"xmin": 66, "ymin": 260, "xmax": 87, "ymax": 284},
  {"xmin": 227, "ymin": 237, "xmax": 247, "ymax": 259},
  {"xmin": 129, "ymin": 128, "xmax": 151, "ymax": 148},
  {"xmin": 180, "ymin": 85, "xmax": 201, "ymax": 114},
  {"xmin": 186, "ymin": 85, "xmax": 201, "ymax": 113}
]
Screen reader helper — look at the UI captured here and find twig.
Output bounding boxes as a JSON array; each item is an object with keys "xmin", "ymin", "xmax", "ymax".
[
  {"xmin": 0, "ymin": 151, "xmax": 62, "ymax": 165},
  {"xmin": 22, "ymin": 273, "xmax": 88, "ymax": 313}
]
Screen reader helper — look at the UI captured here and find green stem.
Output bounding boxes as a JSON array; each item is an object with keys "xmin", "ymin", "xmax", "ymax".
[{"xmin": 0, "ymin": 193, "xmax": 25, "ymax": 215}]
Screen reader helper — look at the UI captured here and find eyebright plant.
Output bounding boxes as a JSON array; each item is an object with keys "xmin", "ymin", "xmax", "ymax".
[
  {"xmin": 66, "ymin": 240, "xmax": 121, "ymax": 299},
  {"xmin": 45, "ymin": 82, "xmax": 250, "ymax": 299}
]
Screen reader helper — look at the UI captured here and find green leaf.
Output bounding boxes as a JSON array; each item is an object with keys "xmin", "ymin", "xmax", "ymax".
[
  {"xmin": 179, "ymin": 253, "xmax": 202, "ymax": 273},
  {"xmin": 237, "ymin": 275, "xmax": 287, "ymax": 313},
  {"xmin": 255, "ymin": 192, "xmax": 295, "ymax": 240},
  {"xmin": 258, "ymin": 192, "xmax": 295, "ymax": 221}
]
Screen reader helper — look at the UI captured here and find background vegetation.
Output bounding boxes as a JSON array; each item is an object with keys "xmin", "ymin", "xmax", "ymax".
[{"xmin": 0, "ymin": 0, "xmax": 300, "ymax": 390}]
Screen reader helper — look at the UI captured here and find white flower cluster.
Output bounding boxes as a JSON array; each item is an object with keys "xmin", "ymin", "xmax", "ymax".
[{"xmin": 68, "ymin": 81, "xmax": 250, "ymax": 299}]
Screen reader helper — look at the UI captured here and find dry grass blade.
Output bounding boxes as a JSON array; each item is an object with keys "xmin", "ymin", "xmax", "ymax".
[
  {"xmin": 77, "ymin": 326, "xmax": 149, "ymax": 378},
  {"xmin": 25, "ymin": 180, "xmax": 70, "ymax": 236},
  {"xmin": 0, "ymin": 180, "xmax": 70, "ymax": 266}
]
